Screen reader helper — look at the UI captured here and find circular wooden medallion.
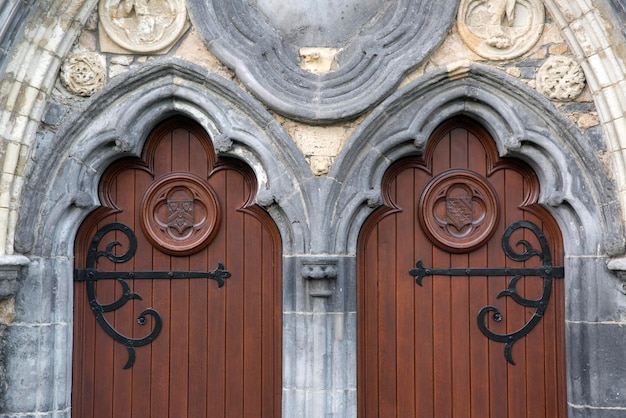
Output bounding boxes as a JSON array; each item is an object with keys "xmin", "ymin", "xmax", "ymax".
[
  {"xmin": 419, "ymin": 169, "xmax": 499, "ymax": 252},
  {"xmin": 141, "ymin": 173, "xmax": 220, "ymax": 255}
]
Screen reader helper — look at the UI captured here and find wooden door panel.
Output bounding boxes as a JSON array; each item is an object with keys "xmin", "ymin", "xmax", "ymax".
[
  {"xmin": 73, "ymin": 117, "xmax": 281, "ymax": 418},
  {"xmin": 358, "ymin": 118, "xmax": 566, "ymax": 417}
]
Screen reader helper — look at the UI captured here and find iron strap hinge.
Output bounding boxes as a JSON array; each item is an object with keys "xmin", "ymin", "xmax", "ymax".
[
  {"xmin": 409, "ymin": 260, "xmax": 564, "ymax": 285},
  {"xmin": 409, "ymin": 219, "xmax": 565, "ymax": 365},
  {"xmin": 74, "ymin": 264, "xmax": 231, "ymax": 287},
  {"xmin": 74, "ymin": 222, "xmax": 231, "ymax": 369}
]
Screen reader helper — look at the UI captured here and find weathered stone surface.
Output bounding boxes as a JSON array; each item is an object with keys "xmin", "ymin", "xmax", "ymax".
[
  {"xmin": 98, "ymin": 0, "xmax": 188, "ymax": 54},
  {"xmin": 188, "ymin": 0, "xmax": 459, "ymax": 122},
  {"xmin": 59, "ymin": 51, "xmax": 106, "ymax": 97},
  {"xmin": 458, "ymin": 0, "xmax": 545, "ymax": 60}
]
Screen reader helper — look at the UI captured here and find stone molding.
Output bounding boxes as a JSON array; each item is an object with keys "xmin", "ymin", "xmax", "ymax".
[{"xmin": 187, "ymin": 0, "xmax": 458, "ymax": 122}]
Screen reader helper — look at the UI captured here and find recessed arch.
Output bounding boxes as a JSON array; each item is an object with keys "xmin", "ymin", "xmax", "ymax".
[{"xmin": 331, "ymin": 63, "xmax": 623, "ymax": 259}]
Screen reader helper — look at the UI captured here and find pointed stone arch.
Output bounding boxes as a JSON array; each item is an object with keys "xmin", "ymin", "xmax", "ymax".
[
  {"xmin": 328, "ymin": 63, "xmax": 624, "ymax": 414},
  {"xmin": 8, "ymin": 61, "xmax": 312, "ymax": 414}
]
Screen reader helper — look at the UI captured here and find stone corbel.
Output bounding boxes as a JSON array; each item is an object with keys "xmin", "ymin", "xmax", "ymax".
[
  {"xmin": 0, "ymin": 255, "xmax": 29, "ymax": 323},
  {"xmin": 301, "ymin": 257, "xmax": 338, "ymax": 298},
  {"xmin": 606, "ymin": 256, "xmax": 626, "ymax": 295}
]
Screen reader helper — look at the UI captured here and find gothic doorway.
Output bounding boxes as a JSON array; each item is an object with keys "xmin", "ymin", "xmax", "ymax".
[
  {"xmin": 72, "ymin": 117, "xmax": 282, "ymax": 417},
  {"xmin": 357, "ymin": 117, "xmax": 567, "ymax": 417}
]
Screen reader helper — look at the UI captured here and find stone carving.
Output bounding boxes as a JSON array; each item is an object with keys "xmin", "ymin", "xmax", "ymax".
[
  {"xmin": 99, "ymin": 0, "xmax": 187, "ymax": 53},
  {"xmin": 301, "ymin": 258, "xmax": 338, "ymax": 298},
  {"xmin": 419, "ymin": 170, "xmax": 499, "ymax": 252},
  {"xmin": 60, "ymin": 52, "xmax": 106, "ymax": 96},
  {"xmin": 536, "ymin": 56, "xmax": 586, "ymax": 101},
  {"xmin": 458, "ymin": 0, "xmax": 545, "ymax": 60}
]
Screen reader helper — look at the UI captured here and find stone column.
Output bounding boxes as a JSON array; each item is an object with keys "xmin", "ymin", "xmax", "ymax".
[{"xmin": 283, "ymin": 255, "xmax": 357, "ymax": 417}]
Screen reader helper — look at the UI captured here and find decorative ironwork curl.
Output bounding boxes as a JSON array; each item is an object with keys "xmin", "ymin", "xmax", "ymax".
[
  {"xmin": 409, "ymin": 219, "xmax": 564, "ymax": 365},
  {"xmin": 75, "ymin": 222, "xmax": 231, "ymax": 369}
]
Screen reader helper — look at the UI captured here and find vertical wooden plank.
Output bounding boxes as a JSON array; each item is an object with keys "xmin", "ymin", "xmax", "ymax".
[
  {"xmin": 360, "ymin": 223, "xmax": 380, "ymax": 417},
  {"xmin": 449, "ymin": 128, "xmax": 471, "ymax": 418},
  {"xmin": 131, "ymin": 168, "xmax": 153, "ymax": 418},
  {"xmin": 504, "ymin": 169, "xmax": 527, "ymax": 418},
  {"xmin": 187, "ymin": 131, "xmax": 209, "ymax": 418},
  {"xmin": 395, "ymin": 167, "xmax": 416, "ymax": 418},
  {"xmin": 149, "ymin": 131, "xmax": 173, "ymax": 418},
  {"xmin": 487, "ymin": 166, "xmax": 509, "ymax": 418},
  {"xmin": 377, "ymin": 211, "xmax": 398, "ymax": 417},
  {"xmin": 113, "ymin": 169, "xmax": 138, "ymax": 417},
  {"xmin": 467, "ymin": 131, "xmax": 490, "ymax": 418},
  {"xmin": 524, "ymin": 213, "xmax": 547, "ymax": 418},
  {"xmin": 207, "ymin": 168, "xmax": 227, "ymax": 418},
  {"xmin": 414, "ymin": 168, "xmax": 434, "ymax": 417},
  {"xmin": 243, "ymin": 213, "xmax": 263, "ymax": 416},
  {"xmin": 224, "ymin": 169, "xmax": 245, "ymax": 417},
  {"xmin": 431, "ymin": 133, "xmax": 453, "ymax": 418}
]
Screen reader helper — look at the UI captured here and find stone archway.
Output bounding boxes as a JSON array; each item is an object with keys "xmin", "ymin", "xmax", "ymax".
[
  {"xmin": 8, "ymin": 62, "xmax": 311, "ymax": 415},
  {"xmin": 329, "ymin": 65, "xmax": 623, "ymax": 415}
]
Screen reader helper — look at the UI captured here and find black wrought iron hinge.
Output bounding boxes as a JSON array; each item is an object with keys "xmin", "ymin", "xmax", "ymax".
[
  {"xmin": 409, "ymin": 220, "xmax": 564, "ymax": 365},
  {"xmin": 74, "ymin": 222, "xmax": 231, "ymax": 369}
]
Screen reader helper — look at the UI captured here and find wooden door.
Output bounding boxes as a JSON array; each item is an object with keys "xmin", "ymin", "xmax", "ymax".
[
  {"xmin": 358, "ymin": 117, "xmax": 567, "ymax": 417},
  {"xmin": 73, "ymin": 117, "xmax": 281, "ymax": 418}
]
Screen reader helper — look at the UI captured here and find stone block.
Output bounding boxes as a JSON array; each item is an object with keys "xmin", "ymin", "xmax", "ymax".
[{"xmin": 566, "ymin": 322, "xmax": 626, "ymax": 408}]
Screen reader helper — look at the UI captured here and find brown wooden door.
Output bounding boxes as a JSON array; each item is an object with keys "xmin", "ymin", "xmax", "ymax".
[
  {"xmin": 358, "ymin": 117, "xmax": 567, "ymax": 417},
  {"xmin": 73, "ymin": 117, "xmax": 282, "ymax": 418}
]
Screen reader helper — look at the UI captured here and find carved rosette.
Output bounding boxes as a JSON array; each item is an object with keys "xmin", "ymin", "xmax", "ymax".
[
  {"xmin": 99, "ymin": 0, "xmax": 187, "ymax": 53},
  {"xmin": 457, "ymin": 0, "xmax": 545, "ymax": 60},
  {"xmin": 536, "ymin": 56, "xmax": 586, "ymax": 101},
  {"xmin": 141, "ymin": 173, "xmax": 220, "ymax": 255},
  {"xmin": 60, "ymin": 52, "xmax": 106, "ymax": 96},
  {"xmin": 419, "ymin": 170, "xmax": 499, "ymax": 252}
]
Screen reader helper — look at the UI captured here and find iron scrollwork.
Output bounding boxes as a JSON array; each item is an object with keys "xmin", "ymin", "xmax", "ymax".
[
  {"xmin": 74, "ymin": 222, "xmax": 231, "ymax": 369},
  {"xmin": 409, "ymin": 220, "xmax": 564, "ymax": 365}
]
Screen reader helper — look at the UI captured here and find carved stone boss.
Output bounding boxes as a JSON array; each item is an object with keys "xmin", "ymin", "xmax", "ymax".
[
  {"xmin": 536, "ymin": 55, "xmax": 586, "ymax": 101},
  {"xmin": 60, "ymin": 52, "xmax": 106, "ymax": 96}
]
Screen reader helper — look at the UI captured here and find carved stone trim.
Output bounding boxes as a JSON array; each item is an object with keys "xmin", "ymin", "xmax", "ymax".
[
  {"xmin": 457, "ymin": 0, "xmax": 545, "ymax": 60},
  {"xmin": 301, "ymin": 257, "xmax": 338, "ymax": 298},
  {"xmin": 141, "ymin": 172, "xmax": 220, "ymax": 255},
  {"xmin": 536, "ymin": 56, "xmax": 586, "ymax": 101},
  {"xmin": 418, "ymin": 169, "xmax": 500, "ymax": 253},
  {"xmin": 99, "ymin": 0, "xmax": 188, "ymax": 54},
  {"xmin": 60, "ymin": 52, "xmax": 106, "ymax": 97}
]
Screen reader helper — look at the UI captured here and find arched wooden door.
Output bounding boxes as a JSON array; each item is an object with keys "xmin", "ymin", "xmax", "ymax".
[
  {"xmin": 73, "ymin": 117, "xmax": 282, "ymax": 417},
  {"xmin": 358, "ymin": 117, "xmax": 567, "ymax": 417}
]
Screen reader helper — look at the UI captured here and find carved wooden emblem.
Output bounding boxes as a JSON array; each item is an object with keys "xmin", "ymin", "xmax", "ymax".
[
  {"xmin": 142, "ymin": 173, "xmax": 220, "ymax": 255},
  {"xmin": 419, "ymin": 169, "xmax": 499, "ymax": 252}
]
